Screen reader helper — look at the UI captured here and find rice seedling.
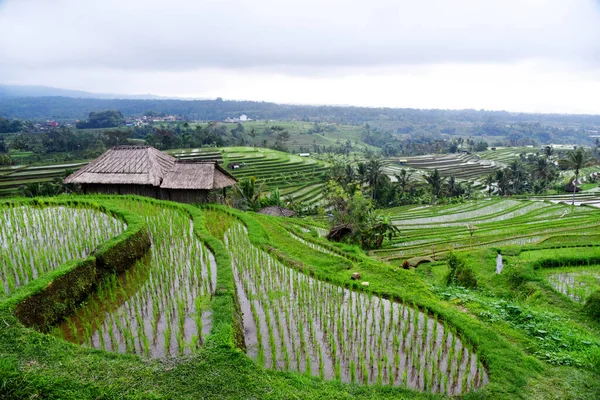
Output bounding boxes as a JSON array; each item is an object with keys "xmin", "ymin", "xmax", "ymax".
[
  {"xmin": 544, "ymin": 266, "xmax": 600, "ymax": 303},
  {"xmin": 226, "ymin": 222, "xmax": 487, "ymax": 395},
  {"xmin": 53, "ymin": 202, "xmax": 216, "ymax": 358},
  {"xmin": 0, "ymin": 205, "xmax": 125, "ymax": 297}
]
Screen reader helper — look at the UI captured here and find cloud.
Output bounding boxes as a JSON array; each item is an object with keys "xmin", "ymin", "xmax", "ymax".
[
  {"xmin": 1, "ymin": 0, "xmax": 600, "ymax": 113},
  {"xmin": 1, "ymin": 0, "xmax": 599, "ymax": 71}
]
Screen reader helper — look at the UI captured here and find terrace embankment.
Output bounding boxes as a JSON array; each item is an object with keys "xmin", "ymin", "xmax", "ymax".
[
  {"xmin": 52, "ymin": 201, "xmax": 218, "ymax": 357},
  {"xmin": 0, "ymin": 198, "xmax": 151, "ymax": 331}
]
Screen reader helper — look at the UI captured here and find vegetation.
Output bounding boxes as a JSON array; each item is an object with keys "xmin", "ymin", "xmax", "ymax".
[
  {"xmin": 0, "ymin": 195, "xmax": 599, "ymax": 399},
  {"xmin": 444, "ymin": 253, "xmax": 478, "ymax": 288},
  {"xmin": 75, "ymin": 110, "xmax": 125, "ymax": 129},
  {"xmin": 584, "ymin": 291, "xmax": 600, "ymax": 321},
  {"xmin": 1, "ymin": 95, "xmax": 600, "ymax": 399}
]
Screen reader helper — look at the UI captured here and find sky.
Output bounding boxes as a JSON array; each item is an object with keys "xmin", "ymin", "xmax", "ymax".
[{"xmin": 1, "ymin": 0, "xmax": 600, "ymax": 113}]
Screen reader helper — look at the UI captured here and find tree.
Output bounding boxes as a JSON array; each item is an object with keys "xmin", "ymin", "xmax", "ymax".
[
  {"xmin": 447, "ymin": 176, "xmax": 463, "ymax": 197},
  {"xmin": 365, "ymin": 158, "xmax": 387, "ymax": 200},
  {"xmin": 563, "ymin": 147, "xmax": 591, "ymax": 209},
  {"xmin": 394, "ymin": 169, "xmax": 412, "ymax": 201},
  {"xmin": 0, "ymin": 154, "xmax": 12, "ymax": 166},
  {"xmin": 233, "ymin": 176, "xmax": 264, "ymax": 211},
  {"xmin": 532, "ymin": 156, "xmax": 556, "ymax": 190},
  {"xmin": 483, "ymin": 174, "xmax": 495, "ymax": 196},
  {"xmin": 248, "ymin": 127, "xmax": 257, "ymax": 147},
  {"xmin": 20, "ymin": 181, "xmax": 63, "ymax": 197},
  {"xmin": 76, "ymin": 110, "xmax": 124, "ymax": 129},
  {"xmin": 424, "ymin": 169, "xmax": 445, "ymax": 204},
  {"xmin": 103, "ymin": 129, "xmax": 131, "ymax": 147},
  {"xmin": 356, "ymin": 162, "xmax": 368, "ymax": 185},
  {"xmin": 362, "ymin": 214, "xmax": 400, "ymax": 249}
]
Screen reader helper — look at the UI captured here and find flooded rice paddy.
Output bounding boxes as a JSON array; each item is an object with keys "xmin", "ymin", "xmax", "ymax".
[
  {"xmin": 226, "ymin": 223, "xmax": 487, "ymax": 395},
  {"xmin": 0, "ymin": 206, "xmax": 125, "ymax": 297},
  {"xmin": 545, "ymin": 266, "xmax": 600, "ymax": 303},
  {"xmin": 52, "ymin": 205, "xmax": 216, "ymax": 357}
]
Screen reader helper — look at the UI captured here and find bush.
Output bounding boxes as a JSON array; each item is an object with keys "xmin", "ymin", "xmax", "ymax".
[
  {"xmin": 445, "ymin": 252, "xmax": 478, "ymax": 288},
  {"xmin": 506, "ymin": 266, "xmax": 527, "ymax": 289},
  {"xmin": 456, "ymin": 266, "xmax": 478, "ymax": 288},
  {"xmin": 584, "ymin": 290, "xmax": 600, "ymax": 320}
]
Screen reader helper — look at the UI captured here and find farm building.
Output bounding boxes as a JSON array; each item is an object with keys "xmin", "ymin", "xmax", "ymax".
[{"xmin": 64, "ymin": 146, "xmax": 237, "ymax": 203}]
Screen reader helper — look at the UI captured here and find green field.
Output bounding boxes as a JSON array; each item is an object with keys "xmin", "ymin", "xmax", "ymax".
[{"xmin": 0, "ymin": 195, "xmax": 599, "ymax": 399}]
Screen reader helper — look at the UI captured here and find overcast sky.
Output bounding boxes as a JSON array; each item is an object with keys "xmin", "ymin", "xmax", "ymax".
[{"xmin": 1, "ymin": 0, "xmax": 600, "ymax": 113}]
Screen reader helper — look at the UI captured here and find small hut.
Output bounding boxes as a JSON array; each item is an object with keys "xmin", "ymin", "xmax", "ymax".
[
  {"xmin": 161, "ymin": 160, "xmax": 237, "ymax": 203},
  {"xmin": 258, "ymin": 206, "xmax": 296, "ymax": 217},
  {"xmin": 64, "ymin": 146, "xmax": 237, "ymax": 203}
]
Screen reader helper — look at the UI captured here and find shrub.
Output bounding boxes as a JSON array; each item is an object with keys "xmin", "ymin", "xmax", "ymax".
[
  {"xmin": 584, "ymin": 290, "xmax": 600, "ymax": 321},
  {"xmin": 506, "ymin": 266, "xmax": 527, "ymax": 289},
  {"xmin": 456, "ymin": 266, "xmax": 478, "ymax": 288},
  {"xmin": 445, "ymin": 252, "xmax": 478, "ymax": 288}
]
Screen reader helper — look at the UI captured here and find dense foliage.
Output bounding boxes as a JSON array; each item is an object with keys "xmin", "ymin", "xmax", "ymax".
[
  {"xmin": 75, "ymin": 110, "xmax": 124, "ymax": 129},
  {"xmin": 0, "ymin": 96, "xmax": 598, "ymax": 145}
]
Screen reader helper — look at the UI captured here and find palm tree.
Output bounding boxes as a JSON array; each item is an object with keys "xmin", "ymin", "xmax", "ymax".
[
  {"xmin": 344, "ymin": 164, "xmax": 357, "ymax": 184},
  {"xmin": 483, "ymin": 174, "xmax": 495, "ymax": 196},
  {"xmin": 447, "ymin": 176, "xmax": 462, "ymax": 197},
  {"xmin": 424, "ymin": 169, "xmax": 445, "ymax": 204},
  {"xmin": 234, "ymin": 176, "xmax": 264, "ymax": 211},
  {"xmin": 356, "ymin": 162, "xmax": 368, "ymax": 186},
  {"xmin": 563, "ymin": 147, "xmax": 590, "ymax": 209},
  {"xmin": 248, "ymin": 128, "xmax": 257, "ymax": 147},
  {"xmin": 366, "ymin": 158, "xmax": 386, "ymax": 199},
  {"xmin": 533, "ymin": 156, "xmax": 555, "ymax": 189},
  {"xmin": 394, "ymin": 169, "xmax": 412, "ymax": 198}
]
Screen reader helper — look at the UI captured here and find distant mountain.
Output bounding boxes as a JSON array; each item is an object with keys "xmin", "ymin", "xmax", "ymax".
[{"xmin": 0, "ymin": 84, "xmax": 167, "ymax": 100}]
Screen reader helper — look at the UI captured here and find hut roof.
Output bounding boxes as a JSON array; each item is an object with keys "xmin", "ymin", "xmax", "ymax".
[
  {"xmin": 64, "ymin": 146, "xmax": 175, "ymax": 186},
  {"xmin": 161, "ymin": 161, "xmax": 237, "ymax": 190},
  {"xmin": 258, "ymin": 206, "xmax": 296, "ymax": 217}
]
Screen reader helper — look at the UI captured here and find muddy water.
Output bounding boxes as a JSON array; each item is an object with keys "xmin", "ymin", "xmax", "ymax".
[
  {"xmin": 546, "ymin": 267, "xmax": 600, "ymax": 303},
  {"xmin": 226, "ymin": 223, "xmax": 487, "ymax": 395},
  {"xmin": 53, "ymin": 207, "xmax": 216, "ymax": 358},
  {"xmin": 0, "ymin": 206, "xmax": 125, "ymax": 297}
]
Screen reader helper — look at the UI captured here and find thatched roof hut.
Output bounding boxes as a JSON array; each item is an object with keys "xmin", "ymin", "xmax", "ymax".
[
  {"xmin": 64, "ymin": 146, "xmax": 237, "ymax": 203},
  {"xmin": 162, "ymin": 161, "xmax": 237, "ymax": 189},
  {"xmin": 258, "ymin": 206, "xmax": 296, "ymax": 217},
  {"xmin": 64, "ymin": 146, "xmax": 175, "ymax": 186}
]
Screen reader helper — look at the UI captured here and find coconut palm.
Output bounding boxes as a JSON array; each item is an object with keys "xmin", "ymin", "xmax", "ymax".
[
  {"xmin": 365, "ymin": 158, "xmax": 387, "ymax": 200},
  {"xmin": 483, "ymin": 174, "xmax": 495, "ymax": 196},
  {"xmin": 394, "ymin": 169, "xmax": 412, "ymax": 198},
  {"xmin": 533, "ymin": 156, "xmax": 556, "ymax": 190},
  {"xmin": 424, "ymin": 169, "xmax": 445, "ymax": 204},
  {"xmin": 563, "ymin": 147, "xmax": 591, "ymax": 209},
  {"xmin": 356, "ymin": 162, "xmax": 368, "ymax": 186}
]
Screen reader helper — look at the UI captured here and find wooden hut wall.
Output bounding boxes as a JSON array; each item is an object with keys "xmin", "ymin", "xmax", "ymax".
[
  {"xmin": 164, "ymin": 189, "xmax": 209, "ymax": 204},
  {"xmin": 85, "ymin": 184, "xmax": 160, "ymax": 198}
]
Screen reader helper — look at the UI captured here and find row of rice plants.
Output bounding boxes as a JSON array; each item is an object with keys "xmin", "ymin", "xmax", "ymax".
[
  {"xmin": 545, "ymin": 267, "xmax": 600, "ymax": 303},
  {"xmin": 0, "ymin": 205, "xmax": 125, "ymax": 297},
  {"xmin": 392, "ymin": 200, "xmax": 528, "ymax": 226},
  {"xmin": 376, "ymin": 201, "xmax": 600, "ymax": 259},
  {"xmin": 52, "ymin": 203, "xmax": 216, "ymax": 357},
  {"xmin": 225, "ymin": 223, "xmax": 487, "ymax": 395},
  {"xmin": 287, "ymin": 231, "xmax": 339, "ymax": 257}
]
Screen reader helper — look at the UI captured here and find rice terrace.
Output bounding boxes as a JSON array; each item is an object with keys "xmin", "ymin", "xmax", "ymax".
[
  {"xmin": 0, "ymin": 114, "xmax": 600, "ymax": 400},
  {"xmin": 1, "ymin": 163, "xmax": 600, "ymax": 399},
  {"xmin": 1, "ymin": 35, "xmax": 600, "ymax": 400}
]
